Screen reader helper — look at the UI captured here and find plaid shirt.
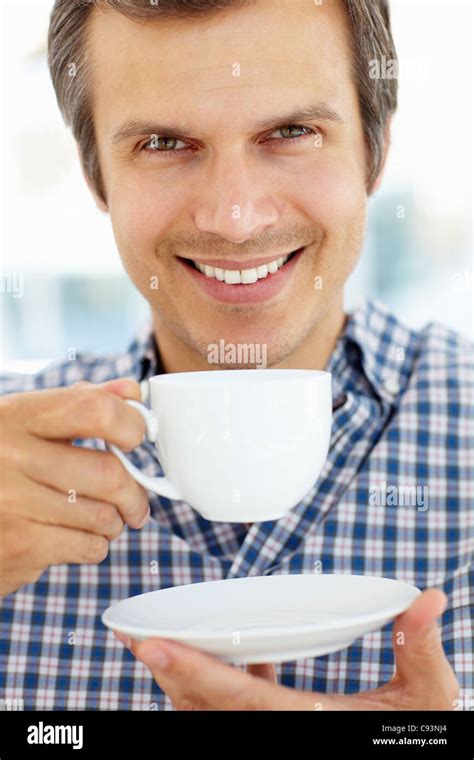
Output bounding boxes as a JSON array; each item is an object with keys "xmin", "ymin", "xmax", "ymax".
[{"xmin": 0, "ymin": 299, "xmax": 473, "ymax": 711}]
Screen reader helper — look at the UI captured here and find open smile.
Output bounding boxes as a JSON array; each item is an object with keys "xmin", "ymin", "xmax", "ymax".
[{"xmin": 177, "ymin": 247, "xmax": 305, "ymax": 305}]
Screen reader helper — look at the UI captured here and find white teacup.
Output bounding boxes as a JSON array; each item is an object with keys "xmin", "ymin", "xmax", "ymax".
[{"xmin": 105, "ymin": 369, "xmax": 332, "ymax": 523}]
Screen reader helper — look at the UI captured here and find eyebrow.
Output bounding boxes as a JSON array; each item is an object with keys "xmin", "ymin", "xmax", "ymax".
[{"xmin": 111, "ymin": 102, "xmax": 344, "ymax": 144}]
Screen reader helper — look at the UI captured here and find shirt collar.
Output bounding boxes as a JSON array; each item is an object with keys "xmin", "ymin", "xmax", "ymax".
[
  {"xmin": 126, "ymin": 320, "xmax": 163, "ymax": 384},
  {"xmin": 126, "ymin": 299, "xmax": 416, "ymax": 407},
  {"xmin": 340, "ymin": 298, "xmax": 417, "ymax": 406}
]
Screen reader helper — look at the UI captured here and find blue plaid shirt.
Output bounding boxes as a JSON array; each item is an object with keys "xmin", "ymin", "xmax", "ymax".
[{"xmin": 1, "ymin": 299, "xmax": 473, "ymax": 710}]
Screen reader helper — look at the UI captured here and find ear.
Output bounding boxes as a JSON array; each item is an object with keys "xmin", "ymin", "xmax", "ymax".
[
  {"xmin": 369, "ymin": 116, "xmax": 392, "ymax": 195},
  {"xmin": 76, "ymin": 144, "xmax": 109, "ymax": 214}
]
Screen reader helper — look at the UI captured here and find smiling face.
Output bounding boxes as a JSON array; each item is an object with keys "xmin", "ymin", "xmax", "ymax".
[{"xmin": 86, "ymin": 0, "xmax": 372, "ymax": 371}]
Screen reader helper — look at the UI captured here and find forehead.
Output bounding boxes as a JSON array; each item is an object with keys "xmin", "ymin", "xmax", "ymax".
[{"xmin": 87, "ymin": 0, "xmax": 355, "ymax": 137}]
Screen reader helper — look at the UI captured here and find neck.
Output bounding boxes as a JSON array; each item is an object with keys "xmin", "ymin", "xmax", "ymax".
[{"xmin": 151, "ymin": 297, "xmax": 347, "ymax": 374}]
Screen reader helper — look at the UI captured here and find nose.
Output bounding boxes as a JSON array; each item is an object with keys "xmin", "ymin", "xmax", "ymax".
[{"xmin": 193, "ymin": 151, "xmax": 280, "ymax": 243}]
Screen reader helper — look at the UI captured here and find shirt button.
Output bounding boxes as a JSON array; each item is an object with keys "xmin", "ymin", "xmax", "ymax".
[{"xmin": 382, "ymin": 375, "xmax": 400, "ymax": 396}]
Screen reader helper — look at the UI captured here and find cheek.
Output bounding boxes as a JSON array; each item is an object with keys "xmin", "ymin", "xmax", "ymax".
[
  {"xmin": 292, "ymin": 161, "xmax": 367, "ymax": 227},
  {"xmin": 108, "ymin": 177, "xmax": 183, "ymax": 257},
  {"xmin": 287, "ymin": 161, "xmax": 367, "ymax": 289}
]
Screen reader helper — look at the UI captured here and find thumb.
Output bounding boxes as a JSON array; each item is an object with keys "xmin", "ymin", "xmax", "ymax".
[
  {"xmin": 74, "ymin": 377, "xmax": 141, "ymax": 400},
  {"xmin": 98, "ymin": 377, "xmax": 142, "ymax": 400},
  {"xmin": 392, "ymin": 588, "xmax": 450, "ymax": 685}
]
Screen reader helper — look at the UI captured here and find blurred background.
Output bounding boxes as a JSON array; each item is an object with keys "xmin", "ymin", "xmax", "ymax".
[{"xmin": 1, "ymin": 0, "xmax": 472, "ymax": 373}]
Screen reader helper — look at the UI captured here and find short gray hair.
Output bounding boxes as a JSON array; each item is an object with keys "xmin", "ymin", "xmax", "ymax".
[{"xmin": 48, "ymin": 0, "xmax": 398, "ymax": 203}]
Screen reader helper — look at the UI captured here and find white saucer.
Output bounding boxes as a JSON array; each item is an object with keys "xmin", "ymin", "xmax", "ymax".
[{"xmin": 102, "ymin": 574, "xmax": 420, "ymax": 664}]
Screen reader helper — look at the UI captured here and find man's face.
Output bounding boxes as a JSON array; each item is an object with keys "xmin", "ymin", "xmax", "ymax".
[{"xmin": 88, "ymin": 0, "xmax": 369, "ymax": 368}]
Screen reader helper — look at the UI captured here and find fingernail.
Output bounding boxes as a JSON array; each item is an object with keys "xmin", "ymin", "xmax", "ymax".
[{"xmin": 142, "ymin": 644, "xmax": 170, "ymax": 670}]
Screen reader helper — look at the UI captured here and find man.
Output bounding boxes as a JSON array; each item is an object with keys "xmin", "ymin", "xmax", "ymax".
[{"xmin": 0, "ymin": 0, "xmax": 472, "ymax": 711}]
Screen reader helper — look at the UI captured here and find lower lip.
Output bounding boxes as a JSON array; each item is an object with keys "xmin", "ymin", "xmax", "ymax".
[{"xmin": 178, "ymin": 247, "xmax": 305, "ymax": 304}]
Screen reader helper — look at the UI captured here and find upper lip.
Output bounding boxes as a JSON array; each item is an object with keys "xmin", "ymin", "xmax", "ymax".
[{"xmin": 180, "ymin": 247, "xmax": 303, "ymax": 271}]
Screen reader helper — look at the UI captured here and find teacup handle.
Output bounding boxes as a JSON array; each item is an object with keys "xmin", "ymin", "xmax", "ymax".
[{"xmin": 105, "ymin": 399, "xmax": 181, "ymax": 500}]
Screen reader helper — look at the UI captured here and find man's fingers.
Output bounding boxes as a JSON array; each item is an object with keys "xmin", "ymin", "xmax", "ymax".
[
  {"xmin": 75, "ymin": 378, "xmax": 142, "ymax": 400},
  {"xmin": 18, "ymin": 379, "xmax": 144, "ymax": 447},
  {"xmin": 14, "ymin": 436, "xmax": 150, "ymax": 529},
  {"xmin": 5, "ymin": 519, "xmax": 111, "ymax": 570},
  {"xmin": 6, "ymin": 471, "xmax": 125, "ymax": 540},
  {"xmin": 392, "ymin": 588, "xmax": 459, "ymax": 701},
  {"xmin": 131, "ymin": 638, "xmax": 313, "ymax": 710}
]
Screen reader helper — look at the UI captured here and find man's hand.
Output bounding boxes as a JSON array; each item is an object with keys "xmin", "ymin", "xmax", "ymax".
[
  {"xmin": 116, "ymin": 588, "xmax": 459, "ymax": 710},
  {"xmin": 0, "ymin": 378, "xmax": 150, "ymax": 596}
]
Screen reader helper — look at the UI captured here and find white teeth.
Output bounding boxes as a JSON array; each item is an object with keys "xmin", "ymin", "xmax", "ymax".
[
  {"xmin": 241, "ymin": 268, "xmax": 258, "ymax": 284},
  {"xmin": 224, "ymin": 269, "xmax": 241, "ymax": 284},
  {"xmin": 192, "ymin": 252, "xmax": 293, "ymax": 284}
]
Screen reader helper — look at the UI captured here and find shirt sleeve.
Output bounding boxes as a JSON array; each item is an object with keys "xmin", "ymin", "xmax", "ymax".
[
  {"xmin": 0, "ymin": 361, "xmax": 77, "ymax": 396},
  {"xmin": 0, "ymin": 356, "xmax": 119, "ymax": 397}
]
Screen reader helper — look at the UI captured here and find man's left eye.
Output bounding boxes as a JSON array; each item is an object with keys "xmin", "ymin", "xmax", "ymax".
[{"xmin": 267, "ymin": 125, "xmax": 316, "ymax": 142}]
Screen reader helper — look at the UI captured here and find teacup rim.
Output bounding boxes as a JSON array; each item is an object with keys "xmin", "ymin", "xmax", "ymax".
[{"xmin": 148, "ymin": 368, "xmax": 331, "ymax": 384}]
